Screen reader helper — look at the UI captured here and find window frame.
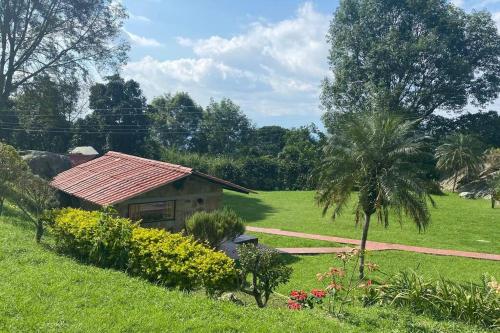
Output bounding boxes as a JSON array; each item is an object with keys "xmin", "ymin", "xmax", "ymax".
[{"xmin": 128, "ymin": 200, "xmax": 176, "ymax": 223}]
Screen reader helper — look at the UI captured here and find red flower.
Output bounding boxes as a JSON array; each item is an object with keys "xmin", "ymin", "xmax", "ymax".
[
  {"xmin": 311, "ymin": 289, "xmax": 326, "ymax": 298},
  {"xmin": 290, "ymin": 290, "xmax": 308, "ymax": 301},
  {"xmin": 366, "ymin": 280, "xmax": 372, "ymax": 287},
  {"xmin": 287, "ymin": 300, "xmax": 302, "ymax": 310}
]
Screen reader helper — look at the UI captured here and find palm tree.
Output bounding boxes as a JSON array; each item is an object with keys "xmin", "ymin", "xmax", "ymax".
[
  {"xmin": 316, "ymin": 111, "xmax": 433, "ymax": 279},
  {"xmin": 435, "ymin": 134, "xmax": 484, "ymax": 192}
]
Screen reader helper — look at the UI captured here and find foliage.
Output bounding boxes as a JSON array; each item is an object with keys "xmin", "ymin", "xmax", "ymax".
[
  {"xmin": 129, "ymin": 227, "xmax": 237, "ymax": 294},
  {"xmin": 0, "ymin": 0, "xmax": 128, "ymax": 116},
  {"xmin": 149, "ymin": 92, "xmax": 204, "ymax": 150},
  {"xmin": 72, "ymin": 75, "xmax": 150, "ymax": 155},
  {"xmin": 372, "ymin": 271, "xmax": 500, "ymax": 329},
  {"xmin": 435, "ymin": 133, "xmax": 485, "ymax": 192},
  {"xmin": 11, "ymin": 76, "xmax": 78, "ymax": 153},
  {"xmin": 197, "ymin": 98, "xmax": 255, "ymax": 155},
  {"xmin": 237, "ymin": 243, "xmax": 292, "ymax": 307},
  {"xmin": 10, "ymin": 173, "xmax": 58, "ymax": 242},
  {"xmin": 185, "ymin": 208, "xmax": 245, "ymax": 249},
  {"xmin": 0, "ymin": 143, "xmax": 28, "ymax": 215},
  {"xmin": 315, "ymin": 111, "xmax": 433, "ymax": 278},
  {"xmin": 50, "ymin": 207, "xmax": 136, "ymax": 268},
  {"xmin": 315, "ymin": 249, "xmax": 379, "ymax": 316},
  {"xmin": 321, "ymin": 0, "xmax": 500, "ymax": 119}
]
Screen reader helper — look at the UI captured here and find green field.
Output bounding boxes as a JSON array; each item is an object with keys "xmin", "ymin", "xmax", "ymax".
[
  {"xmin": 0, "ymin": 208, "xmax": 491, "ymax": 333},
  {"xmin": 224, "ymin": 191, "xmax": 500, "ymax": 254},
  {"xmin": 1, "ymin": 191, "xmax": 499, "ymax": 332}
]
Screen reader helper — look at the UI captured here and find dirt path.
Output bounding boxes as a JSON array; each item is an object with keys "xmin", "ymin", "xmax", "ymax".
[{"xmin": 247, "ymin": 226, "xmax": 500, "ymax": 261}]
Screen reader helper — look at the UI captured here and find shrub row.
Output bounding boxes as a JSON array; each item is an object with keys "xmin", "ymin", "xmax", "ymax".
[{"xmin": 49, "ymin": 208, "xmax": 237, "ymax": 293}]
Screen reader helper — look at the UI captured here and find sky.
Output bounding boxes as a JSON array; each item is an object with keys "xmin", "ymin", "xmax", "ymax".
[{"xmin": 119, "ymin": 0, "xmax": 500, "ymax": 128}]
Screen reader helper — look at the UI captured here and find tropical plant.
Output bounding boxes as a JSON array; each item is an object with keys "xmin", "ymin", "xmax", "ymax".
[
  {"xmin": 316, "ymin": 111, "xmax": 433, "ymax": 279},
  {"xmin": 237, "ymin": 243, "xmax": 292, "ymax": 308},
  {"xmin": 0, "ymin": 143, "xmax": 29, "ymax": 215},
  {"xmin": 185, "ymin": 208, "xmax": 245, "ymax": 249},
  {"xmin": 374, "ymin": 271, "xmax": 500, "ymax": 329},
  {"xmin": 435, "ymin": 134, "xmax": 484, "ymax": 192}
]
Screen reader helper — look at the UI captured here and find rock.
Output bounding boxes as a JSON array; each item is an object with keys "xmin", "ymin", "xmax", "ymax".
[
  {"xmin": 218, "ymin": 292, "xmax": 244, "ymax": 306},
  {"xmin": 19, "ymin": 150, "xmax": 72, "ymax": 180},
  {"xmin": 459, "ymin": 192, "xmax": 475, "ymax": 199}
]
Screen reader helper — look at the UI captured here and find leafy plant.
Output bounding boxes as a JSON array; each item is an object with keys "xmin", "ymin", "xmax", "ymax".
[
  {"xmin": 11, "ymin": 173, "xmax": 58, "ymax": 242},
  {"xmin": 435, "ymin": 134, "xmax": 485, "ymax": 192},
  {"xmin": 315, "ymin": 111, "xmax": 433, "ymax": 279},
  {"xmin": 0, "ymin": 143, "xmax": 29, "ymax": 216},
  {"xmin": 185, "ymin": 208, "xmax": 245, "ymax": 249},
  {"xmin": 129, "ymin": 227, "xmax": 237, "ymax": 294},
  {"xmin": 374, "ymin": 271, "xmax": 500, "ymax": 329},
  {"xmin": 287, "ymin": 289, "xmax": 326, "ymax": 310},
  {"xmin": 237, "ymin": 243, "xmax": 292, "ymax": 308},
  {"xmin": 50, "ymin": 207, "xmax": 136, "ymax": 268}
]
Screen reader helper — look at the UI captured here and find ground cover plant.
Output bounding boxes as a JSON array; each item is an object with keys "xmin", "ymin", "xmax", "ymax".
[{"xmin": 224, "ymin": 190, "xmax": 500, "ymax": 253}]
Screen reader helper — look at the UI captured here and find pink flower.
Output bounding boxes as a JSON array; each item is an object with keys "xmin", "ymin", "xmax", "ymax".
[
  {"xmin": 287, "ymin": 300, "xmax": 302, "ymax": 310},
  {"xmin": 311, "ymin": 289, "xmax": 326, "ymax": 298}
]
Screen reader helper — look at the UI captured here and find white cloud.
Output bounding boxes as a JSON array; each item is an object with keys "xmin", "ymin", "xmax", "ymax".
[
  {"xmin": 493, "ymin": 12, "xmax": 500, "ymax": 30},
  {"xmin": 123, "ymin": 29, "xmax": 163, "ymax": 47},
  {"xmin": 129, "ymin": 13, "xmax": 151, "ymax": 22},
  {"xmin": 122, "ymin": 2, "xmax": 330, "ymax": 120}
]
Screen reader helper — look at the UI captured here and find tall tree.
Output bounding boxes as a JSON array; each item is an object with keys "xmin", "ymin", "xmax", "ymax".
[
  {"xmin": 0, "ymin": 0, "xmax": 128, "ymax": 109},
  {"xmin": 316, "ymin": 111, "xmax": 433, "ymax": 279},
  {"xmin": 253, "ymin": 126, "xmax": 289, "ymax": 157},
  {"xmin": 72, "ymin": 75, "xmax": 149, "ymax": 155},
  {"xmin": 435, "ymin": 133, "xmax": 485, "ymax": 192},
  {"xmin": 321, "ymin": 0, "xmax": 500, "ymax": 119},
  {"xmin": 12, "ymin": 76, "xmax": 78, "ymax": 152},
  {"xmin": 149, "ymin": 92, "xmax": 203, "ymax": 150},
  {"xmin": 197, "ymin": 98, "xmax": 254, "ymax": 155}
]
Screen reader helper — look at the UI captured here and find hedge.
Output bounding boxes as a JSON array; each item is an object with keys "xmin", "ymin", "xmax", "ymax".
[{"xmin": 49, "ymin": 208, "xmax": 237, "ymax": 293}]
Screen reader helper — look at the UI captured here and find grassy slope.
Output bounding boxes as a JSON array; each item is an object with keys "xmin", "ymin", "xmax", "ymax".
[
  {"xmin": 224, "ymin": 191, "xmax": 500, "ymax": 253},
  {"xmin": 0, "ymin": 211, "xmax": 490, "ymax": 333}
]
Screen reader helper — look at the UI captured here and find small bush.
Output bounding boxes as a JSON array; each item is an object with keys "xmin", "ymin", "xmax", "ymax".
[
  {"xmin": 50, "ymin": 207, "xmax": 136, "ymax": 269},
  {"xmin": 128, "ymin": 227, "xmax": 237, "ymax": 293},
  {"xmin": 237, "ymin": 243, "xmax": 292, "ymax": 308},
  {"xmin": 376, "ymin": 271, "xmax": 500, "ymax": 329},
  {"xmin": 185, "ymin": 208, "xmax": 245, "ymax": 249}
]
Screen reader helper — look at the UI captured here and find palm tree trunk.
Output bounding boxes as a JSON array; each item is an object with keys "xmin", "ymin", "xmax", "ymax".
[
  {"xmin": 359, "ymin": 213, "xmax": 371, "ymax": 280},
  {"xmin": 35, "ymin": 220, "xmax": 43, "ymax": 243},
  {"xmin": 452, "ymin": 173, "xmax": 458, "ymax": 192}
]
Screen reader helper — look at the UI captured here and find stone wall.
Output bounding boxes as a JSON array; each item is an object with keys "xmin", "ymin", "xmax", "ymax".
[{"xmin": 114, "ymin": 175, "xmax": 223, "ymax": 231}]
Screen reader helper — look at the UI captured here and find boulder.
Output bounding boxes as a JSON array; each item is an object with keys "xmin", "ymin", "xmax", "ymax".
[
  {"xmin": 19, "ymin": 150, "xmax": 72, "ymax": 180},
  {"xmin": 459, "ymin": 192, "xmax": 475, "ymax": 199}
]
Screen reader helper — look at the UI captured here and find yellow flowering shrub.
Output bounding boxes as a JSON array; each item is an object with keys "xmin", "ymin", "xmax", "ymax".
[
  {"xmin": 50, "ymin": 207, "xmax": 136, "ymax": 269},
  {"xmin": 129, "ymin": 227, "xmax": 237, "ymax": 293},
  {"xmin": 50, "ymin": 208, "xmax": 237, "ymax": 293}
]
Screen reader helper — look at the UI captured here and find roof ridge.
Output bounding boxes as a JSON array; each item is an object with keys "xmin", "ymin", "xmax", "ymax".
[{"xmin": 105, "ymin": 151, "xmax": 192, "ymax": 173}]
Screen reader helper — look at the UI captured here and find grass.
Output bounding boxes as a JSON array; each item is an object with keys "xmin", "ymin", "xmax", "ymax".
[
  {"xmin": 0, "ymin": 207, "xmax": 492, "ymax": 333},
  {"xmin": 224, "ymin": 191, "xmax": 500, "ymax": 254}
]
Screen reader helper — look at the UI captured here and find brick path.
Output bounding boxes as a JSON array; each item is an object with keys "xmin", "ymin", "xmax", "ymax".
[{"xmin": 247, "ymin": 226, "xmax": 500, "ymax": 261}]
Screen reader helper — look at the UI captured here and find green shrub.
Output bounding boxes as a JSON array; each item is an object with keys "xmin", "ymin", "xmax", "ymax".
[
  {"xmin": 185, "ymin": 208, "xmax": 245, "ymax": 249},
  {"xmin": 50, "ymin": 207, "xmax": 136, "ymax": 269},
  {"xmin": 375, "ymin": 271, "xmax": 500, "ymax": 329},
  {"xmin": 128, "ymin": 227, "xmax": 237, "ymax": 293},
  {"xmin": 237, "ymin": 243, "xmax": 292, "ymax": 308}
]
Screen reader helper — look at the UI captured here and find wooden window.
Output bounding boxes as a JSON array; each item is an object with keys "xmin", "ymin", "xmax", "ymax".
[{"xmin": 128, "ymin": 201, "xmax": 175, "ymax": 223}]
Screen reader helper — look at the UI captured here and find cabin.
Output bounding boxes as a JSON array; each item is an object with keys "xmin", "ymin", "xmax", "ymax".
[{"xmin": 51, "ymin": 151, "xmax": 253, "ymax": 231}]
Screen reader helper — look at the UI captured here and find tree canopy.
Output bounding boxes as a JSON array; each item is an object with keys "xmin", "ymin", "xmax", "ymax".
[{"xmin": 321, "ymin": 0, "xmax": 500, "ymax": 118}]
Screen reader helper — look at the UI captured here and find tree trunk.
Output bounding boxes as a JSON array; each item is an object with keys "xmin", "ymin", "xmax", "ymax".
[
  {"xmin": 35, "ymin": 220, "xmax": 43, "ymax": 243},
  {"xmin": 0, "ymin": 197, "xmax": 4, "ymax": 216},
  {"xmin": 359, "ymin": 213, "xmax": 371, "ymax": 280},
  {"xmin": 452, "ymin": 173, "xmax": 458, "ymax": 193}
]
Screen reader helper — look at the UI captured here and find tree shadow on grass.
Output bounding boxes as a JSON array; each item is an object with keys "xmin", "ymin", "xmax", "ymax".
[
  {"xmin": 223, "ymin": 192, "xmax": 276, "ymax": 223},
  {"xmin": 280, "ymin": 253, "xmax": 301, "ymax": 265}
]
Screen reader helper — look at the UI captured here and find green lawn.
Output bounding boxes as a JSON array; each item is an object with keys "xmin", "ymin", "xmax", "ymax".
[
  {"xmin": 224, "ymin": 191, "xmax": 500, "ymax": 254},
  {"xmin": 0, "ymin": 206, "xmax": 492, "ymax": 333}
]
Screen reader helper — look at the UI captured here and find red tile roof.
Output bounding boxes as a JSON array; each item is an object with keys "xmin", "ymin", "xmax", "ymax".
[{"xmin": 51, "ymin": 151, "xmax": 253, "ymax": 206}]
